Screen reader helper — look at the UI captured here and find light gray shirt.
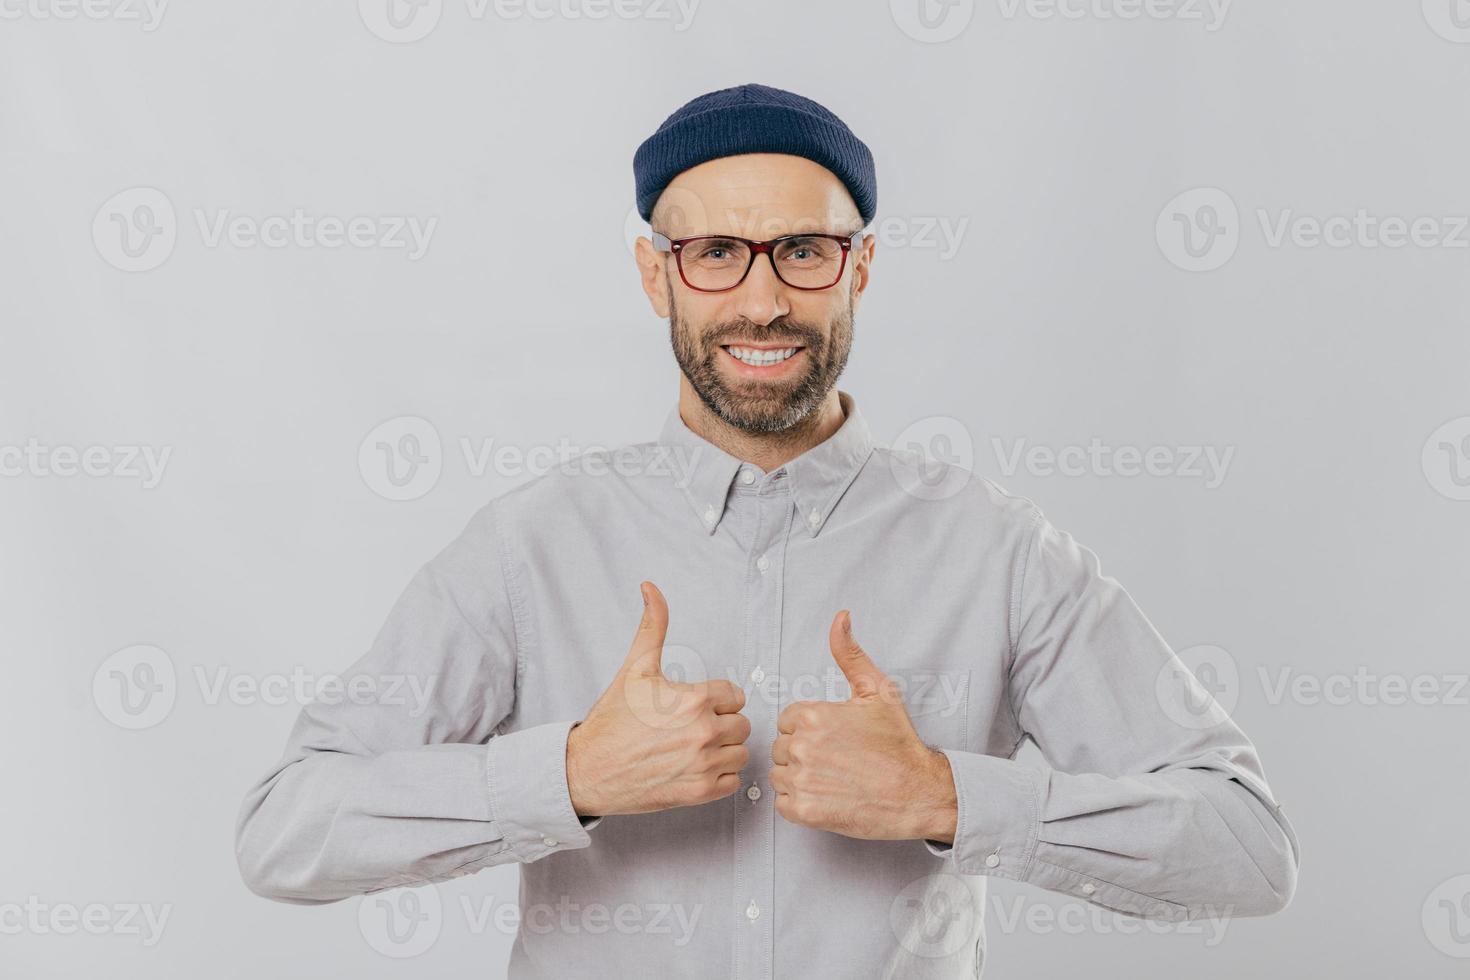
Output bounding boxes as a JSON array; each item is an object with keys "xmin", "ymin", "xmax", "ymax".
[{"xmin": 236, "ymin": 389, "xmax": 1300, "ymax": 979}]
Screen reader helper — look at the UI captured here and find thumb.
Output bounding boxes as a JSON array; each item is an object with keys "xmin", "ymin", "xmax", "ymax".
[
  {"xmin": 622, "ymin": 581, "xmax": 669, "ymax": 677},
  {"xmin": 829, "ymin": 610, "xmax": 884, "ymax": 701}
]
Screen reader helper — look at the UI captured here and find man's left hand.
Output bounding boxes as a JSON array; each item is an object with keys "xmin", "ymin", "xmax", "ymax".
[{"xmin": 770, "ymin": 610, "xmax": 958, "ymax": 843}]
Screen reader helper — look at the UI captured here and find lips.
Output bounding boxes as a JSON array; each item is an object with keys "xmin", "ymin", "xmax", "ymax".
[{"xmin": 723, "ymin": 344, "xmax": 803, "ymax": 367}]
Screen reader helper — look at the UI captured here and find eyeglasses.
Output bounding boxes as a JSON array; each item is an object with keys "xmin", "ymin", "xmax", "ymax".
[{"xmin": 651, "ymin": 230, "xmax": 864, "ymax": 292}]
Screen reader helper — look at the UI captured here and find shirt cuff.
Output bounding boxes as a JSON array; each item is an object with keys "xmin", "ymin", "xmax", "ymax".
[
  {"xmin": 485, "ymin": 719, "xmax": 599, "ymax": 862},
  {"xmin": 922, "ymin": 749, "xmax": 1043, "ymax": 880}
]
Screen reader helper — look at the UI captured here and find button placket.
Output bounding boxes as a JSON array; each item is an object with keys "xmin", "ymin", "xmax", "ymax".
[{"xmin": 732, "ymin": 483, "xmax": 790, "ymax": 980}]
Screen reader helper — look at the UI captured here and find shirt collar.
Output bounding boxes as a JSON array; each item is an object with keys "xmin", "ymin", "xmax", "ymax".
[{"xmin": 657, "ymin": 389, "xmax": 875, "ymax": 537}]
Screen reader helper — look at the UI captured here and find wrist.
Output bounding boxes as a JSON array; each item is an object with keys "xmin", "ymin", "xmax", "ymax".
[
  {"xmin": 565, "ymin": 721, "xmax": 599, "ymax": 817},
  {"xmin": 912, "ymin": 746, "xmax": 958, "ymax": 843}
]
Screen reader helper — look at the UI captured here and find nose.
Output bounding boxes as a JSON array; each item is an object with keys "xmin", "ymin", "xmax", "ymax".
[{"xmin": 731, "ymin": 251, "xmax": 790, "ymax": 326}]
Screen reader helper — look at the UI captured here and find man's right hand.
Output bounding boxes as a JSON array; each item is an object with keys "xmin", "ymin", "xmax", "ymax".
[{"xmin": 565, "ymin": 581, "xmax": 751, "ymax": 817}]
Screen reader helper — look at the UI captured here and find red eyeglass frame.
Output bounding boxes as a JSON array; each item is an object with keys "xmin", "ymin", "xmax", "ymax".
[{"xmin": 651, "ymin": 230, "xmax": 865, "ymax": 293}]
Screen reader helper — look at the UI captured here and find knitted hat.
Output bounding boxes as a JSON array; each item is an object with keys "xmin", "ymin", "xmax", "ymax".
[{"xmin": 633, "ymin": 83, "xmax": 876, "ymax": 227}]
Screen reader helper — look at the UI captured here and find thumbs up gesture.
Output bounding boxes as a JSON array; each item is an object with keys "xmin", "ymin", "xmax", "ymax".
[
  {"xmin": 566, "ymin": 582, "xmax": 751, "ymax": 817},
  {"xmin": 770, "ymin": 611, "xmax": 959, "ymax": 842}
]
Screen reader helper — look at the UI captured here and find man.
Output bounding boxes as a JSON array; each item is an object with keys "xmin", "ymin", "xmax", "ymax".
[{"xmin": 236, "ymin": 82, "xmax": 1299, "ymax": 978}]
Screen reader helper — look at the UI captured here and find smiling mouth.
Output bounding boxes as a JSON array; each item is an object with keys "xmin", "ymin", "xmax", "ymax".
[{"xmin": 720, "ymin": 344, "xmax": 805, "ymax": 367}]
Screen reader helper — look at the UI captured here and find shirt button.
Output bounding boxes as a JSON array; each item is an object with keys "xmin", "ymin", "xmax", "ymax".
[
  {"xmin": 808, "ymin": 510, "xmax": 821, "ymax": 526},
  {"xmin": 543, "ymin": 838, "xmax": 558, "ymax": 847},
  {"xmin": 745, "ymin": 900, "xmax": 760, "ymax": 921},
  {"xmin": 984, "ymin": 852, "xmax": 1000, "ymax": 869},
  {"xmin": 750, "ymin": 666, "xmax": 765, "ymax": 684},
  {"xmin": 756, "ymin": 554, "xmax": 770, "ymax": 572},
  {"xmin": 703, "ymin": 505, "xmax": 717, "ymax": 524},
  {"xmin": 746, "ymin": 784, "xmax": 762, "ymax": 801},
  {"xmin": 1080, "ymin": 882, "xmax": 1097, "ymax": 896},
  {"xmin": 740, "ymin": 470, "xmax": 755, "ymax": 485}
]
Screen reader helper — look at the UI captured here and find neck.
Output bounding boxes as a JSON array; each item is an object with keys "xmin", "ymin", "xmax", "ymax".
[{"xmin": 676, "ymin": 379, "xmax": 846, "ymax": 474}]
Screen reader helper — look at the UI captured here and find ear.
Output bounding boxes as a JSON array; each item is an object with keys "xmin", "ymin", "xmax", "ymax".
[
  {"xmin": 634, "ymin": 236, "xmax": 672, "ymax": 318},
  {"xmin": 848, "ymin": 232, "xmax": 874, "ymax": 314}
]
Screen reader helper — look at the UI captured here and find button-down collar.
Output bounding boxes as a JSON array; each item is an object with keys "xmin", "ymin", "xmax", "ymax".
[{"xmin": 658, "ymin": 389, "xmax": 875, "ymax": 537}]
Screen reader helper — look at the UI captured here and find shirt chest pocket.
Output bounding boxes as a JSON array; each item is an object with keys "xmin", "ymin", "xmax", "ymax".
[{"xmin": 896, "ymin": 667, "xmax": 971, "ymax": 754}]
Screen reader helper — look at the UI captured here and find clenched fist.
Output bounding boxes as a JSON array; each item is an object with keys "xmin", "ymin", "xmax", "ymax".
[
  {"xmin": 770, "ymin": 610, "xmax": 958, "ymax": 843},
  {"xmin": 566, "ymin": 581, "xmax": 751, "ymax": 817}
]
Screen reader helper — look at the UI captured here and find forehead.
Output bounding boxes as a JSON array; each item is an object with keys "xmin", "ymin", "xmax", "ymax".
[{"xmin": 655, "ymin": 153, "xmax": 861, "ymax": 238}]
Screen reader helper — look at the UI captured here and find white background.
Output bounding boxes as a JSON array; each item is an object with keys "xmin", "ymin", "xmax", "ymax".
[{"xmin": 3, "ymin": 0, "xmax": 1469, "ymax": 976}]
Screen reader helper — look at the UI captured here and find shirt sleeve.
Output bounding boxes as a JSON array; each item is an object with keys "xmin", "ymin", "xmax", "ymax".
[
  {"xmin": 924, "ymin": 506, "xmax": 1300, "ymax": 920},
  {"xmin": 234, "ymin": 500, "xmax": 600, "ymax": 905}
]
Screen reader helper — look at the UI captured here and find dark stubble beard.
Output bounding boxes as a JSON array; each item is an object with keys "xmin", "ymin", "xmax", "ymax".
[{"xmin": 668, "ymin": 281, "xmax": 855, "ymax": 435}]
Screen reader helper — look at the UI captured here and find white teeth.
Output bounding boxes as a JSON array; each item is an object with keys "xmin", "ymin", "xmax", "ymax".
[{"xmin": 727, "ymin": 346, "xmax": 799, "ymax": 366}]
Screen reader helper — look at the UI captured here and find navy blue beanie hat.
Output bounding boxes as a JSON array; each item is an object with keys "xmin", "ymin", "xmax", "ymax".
[{"xmin": 633, "ymin": 83, "xmax": 876, "ymax": 227}]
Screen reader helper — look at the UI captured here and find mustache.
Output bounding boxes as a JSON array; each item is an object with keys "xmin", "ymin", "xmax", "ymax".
[{"xmin": 704, "ymin": 319, "xmax": 826, "ymax": 350}]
